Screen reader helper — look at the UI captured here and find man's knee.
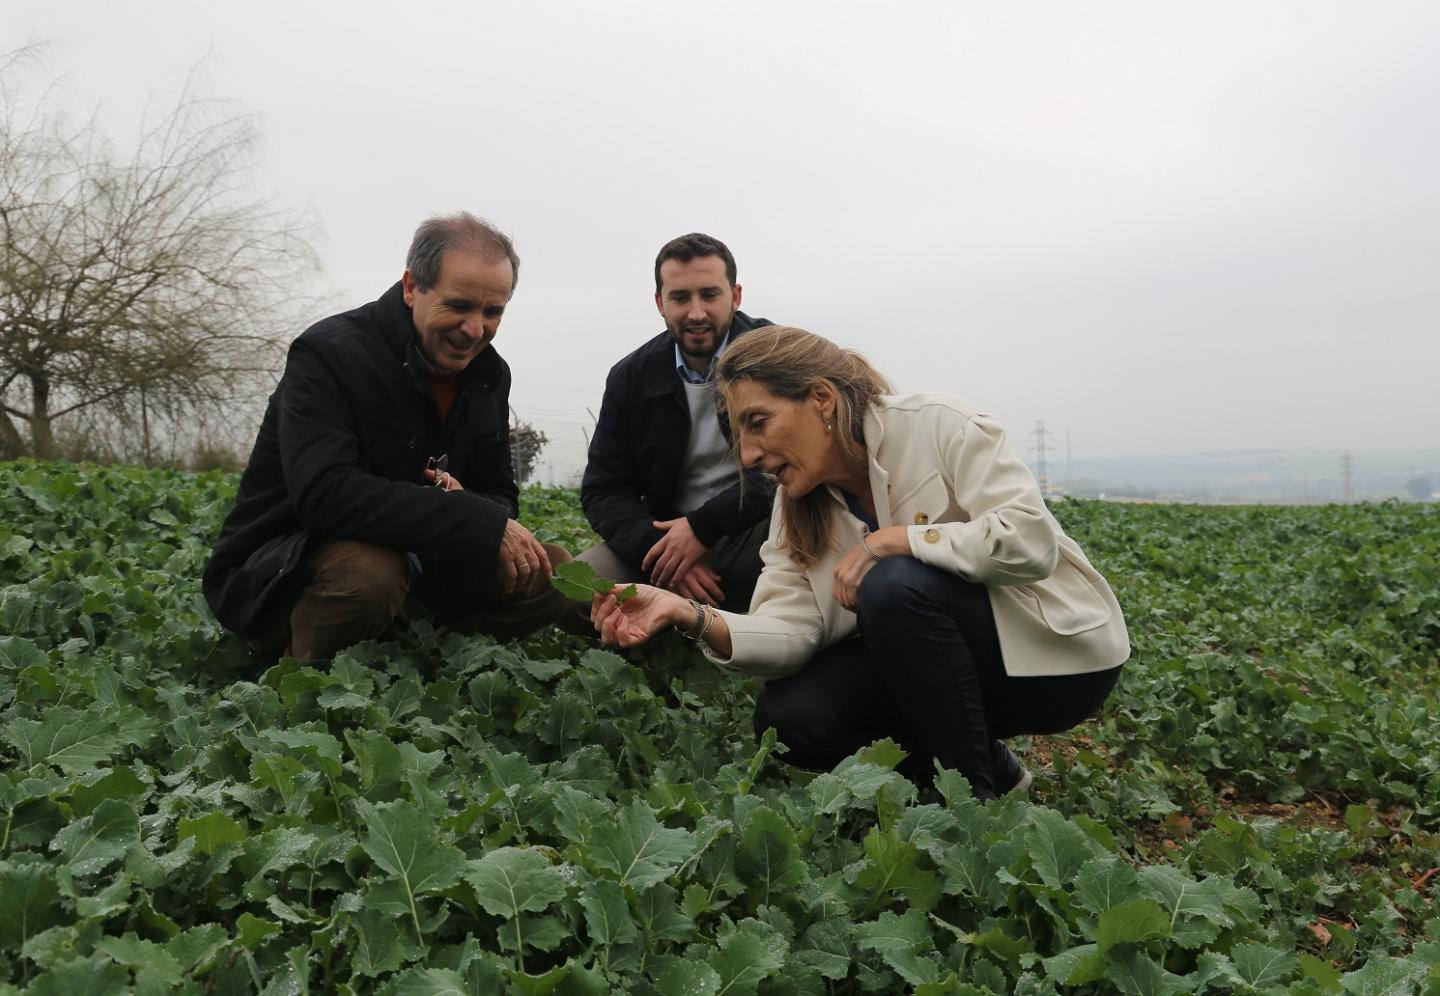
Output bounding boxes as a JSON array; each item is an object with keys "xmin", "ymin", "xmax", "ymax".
[
  {"xmin": 576, "ymin": 542, "xmax": 643, "ymax": 585},
  {"xmin": 542, "ymin": 543, "xmax": 572, "ymax": 571},
  {"xmin": 308, "ymin": 540, "xmax": 410, "ymax": 616}
]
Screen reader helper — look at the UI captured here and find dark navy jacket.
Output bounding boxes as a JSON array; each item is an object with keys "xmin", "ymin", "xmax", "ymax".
[{"xmin": 580, "ymin": 312, "xmax": 776, "ymax": 567}]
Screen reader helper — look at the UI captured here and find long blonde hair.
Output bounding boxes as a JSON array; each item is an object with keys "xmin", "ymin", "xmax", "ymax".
[{"xmin": 715, "ymin": 326, "xmax": 892, "ymax": 569}]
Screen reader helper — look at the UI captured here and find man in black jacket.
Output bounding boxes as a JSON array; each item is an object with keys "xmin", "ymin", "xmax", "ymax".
[
  {"xmin": 204, "ymin": 213, "xmax": 569, "ymax": 660},
  {"xmin": 579, "ymin": 233, "xmax": 775, "ymax": 612}
]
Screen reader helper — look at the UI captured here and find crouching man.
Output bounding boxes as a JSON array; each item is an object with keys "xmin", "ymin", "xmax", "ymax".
[{"xmin": 204, "ymin": 212, "xmax": 570, "ymax": 661}]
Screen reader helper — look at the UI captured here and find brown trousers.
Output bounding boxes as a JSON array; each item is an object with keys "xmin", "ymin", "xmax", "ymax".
[{"xmin": 245, "ymin": 540, "xmax": 574, "ymax": 662}]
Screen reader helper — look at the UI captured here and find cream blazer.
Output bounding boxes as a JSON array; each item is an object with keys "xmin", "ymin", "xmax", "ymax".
[{"xmin": 705, "ymin": 394, "xmax": 1130, "ymax": 680}]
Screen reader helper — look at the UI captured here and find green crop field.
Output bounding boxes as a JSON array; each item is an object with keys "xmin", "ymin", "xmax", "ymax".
[{"xmin": 1, "ymin": 461, "xmax": 1438, "ymax": 994}]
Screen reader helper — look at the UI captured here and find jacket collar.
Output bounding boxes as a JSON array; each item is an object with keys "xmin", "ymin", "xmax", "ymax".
[
  {"xmin": 639, "ymin": 310, "xmax": 767, "ymax": 399},
  {"xmin": 822, "ymin": 402, "xmax": 893, "ymax": 526},
  {"xmin": 375, "ymin": 280, "xmax": 504, "ymax": 388}
]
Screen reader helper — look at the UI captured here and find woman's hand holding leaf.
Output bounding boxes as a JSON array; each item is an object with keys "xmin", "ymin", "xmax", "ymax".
[{"xmin": 591, "ymin": 584, "xmax": 686, "ymax": 648}]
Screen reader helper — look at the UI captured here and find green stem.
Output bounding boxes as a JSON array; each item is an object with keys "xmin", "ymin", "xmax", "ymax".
[
  {"xmin": 408, "ymin": 888, "xmax": 423, "ymax": 943},
  {"xmin": 1, "ymin": 808, "xmax": 12, "ymax": 855},
  {"xmin": 515, "ymin": 917, "xmax": 525, "ymax": 974}
]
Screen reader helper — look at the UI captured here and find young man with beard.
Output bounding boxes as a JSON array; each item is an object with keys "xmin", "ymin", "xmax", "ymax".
[
  {"xmin": 204, "ymin": 213, "xmax": 571, "ymax": 661},
  {"xmin": 579, "ymin": 233, "xmax": 776, "ymax": 611}
]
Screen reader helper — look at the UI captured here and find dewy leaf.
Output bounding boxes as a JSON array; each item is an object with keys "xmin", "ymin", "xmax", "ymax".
[
  {"xmin": 550, "ymin": 560, "xmax": 636, "ymax": 603},
  {"xmin": 177, "ymin": 811, "xmax": 248, "ymax": 854},
  {"xmin": 795, "ymin": 920, "xmax": 856, "ymax": 981},
  {"xmin": 466, "ymin": 847, "xmax": 570, "ymax": 920},
  {"xmin": 851, "ymin": 827, "xmax": 942, "ymax": 912},
  {"xmin": 51, "ymin": 798, "xmax": 141, "ymax": 877},
  {"xmin": 385, "ymin": 966, "xmax": 474, "ymax": 995},
  {"xmin": 852, "ymin": 908, "xmax": 930, "ymax": 957},
  {"xmin": 1096, "ymin": 898, "xmax": 1172, "ymax": 955},
  {"xmin": 23, "ymin": 954, "xmax": 131, "ymax": 996},
  {"xmin": 240, "ymin": 826, "xmax": 320, "ymax": 891},
  {"xmin": 1024, "ymin": 806, "xmax": 1099, "ymax": 891},
  {"xmin": 0, "ymin": 855, "xmax": 64, "ymax": 949},
  {"xmin": 1107, "ymin": 947, "xmax": 1191, "ymax": 996},
  {"xmin": 1137, "ymin": 865, "xmax": 1233, "ymax": 928},
  {"xmin": 1042, "ymin": 943, "xmax": 1106, "ymax": 987},
  {"xmin": 705, "ymin": 921, "xmax": 788, "ymax": 996},
  {"xmin": 1073, "ymin": 855, "xmax": 1139, "ymax": 916},
  {"xmin": 165, "ymin": 923, "xmax": 230, "ymax": 976},
  {"xmin": 1229, "ymin": 943, "xmax": 1297, "ymax": 988},
  {"xmin": 3, "ymin": 706, "xmax": 128, "ymax": 772},
  {"xmin": 651, "ymin": 956, "xmax": 722, "ymax": 996},
  {"xmin": 586, "ymin": 799, "xmax": 697, "ymax": 891},
  {"xmin": 94, "ymin": 932, "xmax": 184, "ymax": 985},
  {"xmin": 1339, "ymin": 953, "xmax": 1426, "ymax": 995},
  {"xmin": 580, "ymin": 879, "xmax": 639, "ymax": 947},
  {"xmin": 735, "ymin": 806, "xmax": 807, "ymax": 906},
  {"xmin": 351, "ymin": 906, "xmax": 419, "ymax": 978},
  {"xmin": 355, "ymin": 798, "xmax": 468, "ymax": 936}
]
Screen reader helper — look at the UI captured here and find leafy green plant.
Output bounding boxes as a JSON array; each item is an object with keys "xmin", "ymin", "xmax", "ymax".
[
  {"xmin": 3, "ymin": 461, "xmax": 1439, "ymax": 993},
  {"xmin": 550, "ymin": 559, "xmax": 637, "ymax": 604}
]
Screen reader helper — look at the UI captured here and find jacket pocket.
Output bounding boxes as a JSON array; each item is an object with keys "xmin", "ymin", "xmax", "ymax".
[
  {"xmin": 243, "ymin": 530, "xmax": 311, "ymax": 585},
  {"xmin": 1009, "ymin": 553, "xmax": 1112, "ymax": 635}
]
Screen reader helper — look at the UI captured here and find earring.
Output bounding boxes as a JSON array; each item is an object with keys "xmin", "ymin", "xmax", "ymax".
[{"xmin": 825, "ymin": 419, "xmax": 833, "ymax": 433}]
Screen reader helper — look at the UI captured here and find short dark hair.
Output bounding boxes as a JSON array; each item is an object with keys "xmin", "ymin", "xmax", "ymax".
[
  {"xmin": 406, "ymin": 212, "xmax": 520, "ymax": 293},
  {"xmin": 654, "ymin": 233, "xmax": 736, "ymax": 294}
]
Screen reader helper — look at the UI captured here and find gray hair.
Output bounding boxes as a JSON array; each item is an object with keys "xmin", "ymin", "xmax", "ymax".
[{"xmin": 405, "ymin": 212, "xmax": 520, "ymax": 293}]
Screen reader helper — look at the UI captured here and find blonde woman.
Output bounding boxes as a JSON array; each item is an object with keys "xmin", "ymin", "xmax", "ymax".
[{"xmin": 591, "ymin": 326, "xmax": 1129, "ymax": 800}]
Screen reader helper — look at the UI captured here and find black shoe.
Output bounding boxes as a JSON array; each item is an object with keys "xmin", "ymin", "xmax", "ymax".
[{"xmin": 991, "ymin": 740, "xmax": 1033, "ymax": 796}]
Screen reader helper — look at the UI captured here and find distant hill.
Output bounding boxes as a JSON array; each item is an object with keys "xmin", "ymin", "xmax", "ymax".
[{"xmin": 1047, "ymin": 448, "xmax": 1440, "ymax": 503}]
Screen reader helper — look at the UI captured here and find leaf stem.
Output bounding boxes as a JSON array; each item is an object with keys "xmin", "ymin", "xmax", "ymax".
[{"xmin": 408, "ymin": 887, "xmax": 423, "ymax": 942}]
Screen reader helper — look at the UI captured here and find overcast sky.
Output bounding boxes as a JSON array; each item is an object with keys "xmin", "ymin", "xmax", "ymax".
[{"xmin": 11, "ymin": 1, "xmax": 1440, "ymax": 482}]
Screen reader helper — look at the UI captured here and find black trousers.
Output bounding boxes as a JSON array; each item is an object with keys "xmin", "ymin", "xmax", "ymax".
[{"xmin": 752, "ymin": 557, "xmax": 1120, "ymax": 799}]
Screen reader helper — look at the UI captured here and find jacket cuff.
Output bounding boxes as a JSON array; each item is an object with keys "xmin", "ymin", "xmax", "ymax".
[{"xmin": 686, "ymin": 506, "xmax": 724, "ymax": 548}]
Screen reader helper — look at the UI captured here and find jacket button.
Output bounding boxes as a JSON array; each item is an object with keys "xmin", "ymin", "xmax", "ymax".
[
  {"xmin": 914, "ymin": 512, "xmax": 929, "ymax": 525},
  {"xmin": 923, "ymin": 528, "xmax": 940, "ymax": 544}
]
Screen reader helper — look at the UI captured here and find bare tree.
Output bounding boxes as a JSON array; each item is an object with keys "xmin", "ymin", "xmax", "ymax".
[
  {"xmin": 509, "ymin": 407, "xmax": 549, "ymax": 486},
  {"xmin": 0, "ymin": 46, "xmax": 318, "ymax": 461}
]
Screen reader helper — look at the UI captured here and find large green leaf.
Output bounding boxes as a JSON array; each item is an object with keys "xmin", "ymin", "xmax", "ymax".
[
  {"xmin": 1024, "ymin": 806, "xmax": 1099, "ymax": 890},
  {"xmin": 94, "ymin": 932, "xmax": 184, "ymax": 986},
  {"xmin": 3, "ymin": 707, "xmax": 127, "ymax": 772},
  {"xmin": 704, "ymin": 921, "xmax": 787, "ymax": 996},
  {"xmin": 851, "ymin": 827, "xmax": 942, "ymax": 912},
  {"xmin": 579, "ymin": 879, "xmax": 637, "ymax": 948},
  {"xmin": 1073, "ymin": 854, "xmax": 1139, "ymax": 916},
  {"xmin": 466, "ymin": 847, "xmax": 570, "ymax": 920},
  {"xmin": 651, "ymin": 956, "xmax": 722, "ymax": 995},
  {"xmin": 586, "ymin": 799, "xmax": 697, "ymax": 890},
  {"xmin": 735, "ymin": 805, "xmax": 806, "ymax": 905},
  {"xmin": 51, "ymin": 798, "xmax": 139, "ymax": 876},
  {"xmin": 0, "ymin": 856, "xmax": 63, "ymax": 949},
  {"xmin": 23, "ymin": 954, "xmax": 130, "ymax": 996},
  {"xmin": 356, "ymin": 799, "xmax": 467, "ymax": 896},
  {"xmin": 1096, "ymin": 898, "xmax": 1171, "ymax": 955}
]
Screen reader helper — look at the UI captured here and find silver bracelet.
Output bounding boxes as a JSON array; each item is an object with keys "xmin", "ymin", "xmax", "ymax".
[
  {"xmin": 678, "ymin": 598, "xmax": 706, "ymax": 639},
  {"xmin": 860, "ymin": 532, "xmax": 883, "ymax": 563}
]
